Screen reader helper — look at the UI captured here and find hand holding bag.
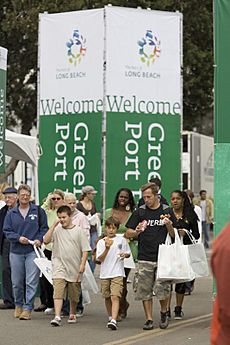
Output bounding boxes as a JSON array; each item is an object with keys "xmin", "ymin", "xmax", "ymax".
[
  {"xmin": 33, "ymin": 245, "xmax": 53, "ymax": 285},
  {"xmin": 156, "ymin": 228, "xmax": 195, "ymax": 283},
  {"xmin": 183, "ymin": 230, "xmax": 209, "ymax": 278}
]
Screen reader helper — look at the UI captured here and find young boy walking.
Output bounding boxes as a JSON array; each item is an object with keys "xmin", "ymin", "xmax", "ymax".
[
  {"xmin": 96, "ymin": 217, "xmax": 130, "ymax": 330},
  {"xmin": 43, "ymin": 205, "xmax": 91, "ymax": 326}
]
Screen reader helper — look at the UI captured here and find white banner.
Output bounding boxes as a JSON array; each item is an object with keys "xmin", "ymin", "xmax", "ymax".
[
  {"xmin": 39, "ymin": 9, "xmax": 104, "ymax": 116},
  {"xmin": 105, "ymin": 6, "xmax": 182, "ymax": 115},
  {"xmin": 0, "ymin": 47, "xmax": 7, "ymax": 71}
]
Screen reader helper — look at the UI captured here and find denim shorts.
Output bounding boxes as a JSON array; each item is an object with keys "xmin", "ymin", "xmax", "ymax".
[{"xmin": 134, "ymin": 261, "xmax": 171, "ymax": 301}]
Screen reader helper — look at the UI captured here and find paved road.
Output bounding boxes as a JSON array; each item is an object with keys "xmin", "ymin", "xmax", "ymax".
[{"xmin": 0, "ymin": 265, "xmax": 212, "ymax": 345}]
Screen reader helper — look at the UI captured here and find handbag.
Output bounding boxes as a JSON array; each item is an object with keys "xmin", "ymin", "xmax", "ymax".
[
  {"xmin": 33, "ymin": 245, "xmax": 53, "ymax": 285},
  {"xmin": 156, "ymin": 228, "xmax": 195, "ymax": 283},
  {"xmin": 183, "ymin": 230, "xmax": 209, "ymax": 278}
]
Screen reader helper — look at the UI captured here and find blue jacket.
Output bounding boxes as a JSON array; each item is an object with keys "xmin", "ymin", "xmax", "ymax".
[{"xmin": 3, "ymin": 203, "xmax": 48, "ymax": 254}]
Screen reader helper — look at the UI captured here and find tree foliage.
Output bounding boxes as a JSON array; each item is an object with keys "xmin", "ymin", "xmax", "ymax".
[{"xmin": 0, "ymin": 0, "xmax": 213, "ymax": 135}]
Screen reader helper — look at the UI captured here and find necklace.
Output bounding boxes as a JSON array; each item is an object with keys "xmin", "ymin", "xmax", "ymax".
[{"xmin": 173, "ymin": 210, "xmax": 182, "ymax": 219}]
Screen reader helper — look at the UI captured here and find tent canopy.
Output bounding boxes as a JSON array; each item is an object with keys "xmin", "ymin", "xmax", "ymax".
[{"xmin": 5, "ymin": 129, "xmax": 37, "ymax": 166}]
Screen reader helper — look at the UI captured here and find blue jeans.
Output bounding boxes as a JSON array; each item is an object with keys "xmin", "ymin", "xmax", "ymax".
[
  {"xmin": 10, "ymin": 251, "xmax": 40, "ymax": 311},
  {"xmin": 89, "ymin": 231, "xmax": 98, "ymax": 272},
  {"xmin": 202, "ymin": 221, "xmax": 210, "ymax": 248}
]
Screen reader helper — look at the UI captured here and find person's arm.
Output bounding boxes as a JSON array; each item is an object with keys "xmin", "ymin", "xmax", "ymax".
[
  {"xmin": 34, "ymin": 207, "xmax": 49, "ymax": 247},
  {"xmin": 3, "ymin": 212, "xmax": 21, "ymax": 243},
  {"xmin": 43, "ymin": 220, "xmax": 59, "ymax": 244},
  {"xmin": 97, "ymin": 237, "xmax": 113, "ymax": 263},
  {"xmin": 163, "ymin": 217, "xmax": 175, "ymax": 237}
]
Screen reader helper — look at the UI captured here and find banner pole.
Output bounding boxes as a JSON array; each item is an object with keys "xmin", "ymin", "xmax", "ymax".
[
  {"xmin": 101, "ymin": 6, "xmax": 107, "ymax": 219},
  {"xmin": 0, "ymin": 47, "xmax": 8, "ymax": 175}
]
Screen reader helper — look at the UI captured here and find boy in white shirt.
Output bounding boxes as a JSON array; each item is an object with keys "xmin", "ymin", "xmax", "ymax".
[{"xmin": 96, "ymin": 217, "xmax": 130, "ymax": 330}]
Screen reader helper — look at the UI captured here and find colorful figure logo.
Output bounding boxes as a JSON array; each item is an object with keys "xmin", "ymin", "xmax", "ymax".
[
  {"xmin": 137, "ymin": 30, "xmax": 161, "ymax": 66},
  {"xmin": 66, "ymin": 30, "xmax": 86, "ymax": 66}
]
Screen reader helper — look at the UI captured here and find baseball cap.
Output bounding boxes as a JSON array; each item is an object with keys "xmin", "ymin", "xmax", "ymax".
[
  {"xmin": 81, "ymin": 186, "xmax": 97, "ymax": 194},
  {"xmin": 3, "ymin": 187, "xmax": 18, "ymax": 194}
]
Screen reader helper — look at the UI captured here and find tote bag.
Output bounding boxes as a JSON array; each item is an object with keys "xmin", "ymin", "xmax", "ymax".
[
  {"xmin": 156, "ymin": 228, "xmax": 195, "ymax": 283},
  {"xmin": 33, "ymin": 246, "xmax": 53, "ymax": 285},
  {"xmin": 184, "ymin": 231, "xmax": 209, "ymax": 278}
]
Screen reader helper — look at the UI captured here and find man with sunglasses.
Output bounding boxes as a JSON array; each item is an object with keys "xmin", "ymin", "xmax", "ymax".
[{"xmin": 3, "ymin": 184, "xmax": 48, "ymax": 320}]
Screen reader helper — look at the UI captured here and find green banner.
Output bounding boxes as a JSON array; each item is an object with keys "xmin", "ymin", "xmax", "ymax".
[
  {"xmin": 214, "ymin": 1, "xmax": 230, "ymax": 236},
  {"xmin": 0, "ymin": 47, "xmax": 7, "ymax": 174},
  {"xmin": 38, "ymin": 114, "xmax": 102, "ymax": 207},
  {"xmin": 105, "ymin": 112, "xmax": 181, "ymax": 208}
]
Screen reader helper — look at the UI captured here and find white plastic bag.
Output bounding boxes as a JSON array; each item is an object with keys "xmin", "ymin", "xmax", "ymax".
[
  {"xmin": 156, "ymin": 228, "xmax": 195, "ymax": 283},
  {"xmin": 33, "ymin": 246, "xmax": 53, "ymax": 285},
  {"xmin": 184, "ymin": 231, "xmax": 209, "ymax": 278},
  {"xmin": 81, "ymin": 261, "xmax": 99, "ymax": 293}
]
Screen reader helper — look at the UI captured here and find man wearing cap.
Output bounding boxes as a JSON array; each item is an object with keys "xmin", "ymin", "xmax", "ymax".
[{"xmin": 0, "ymin": 187, "xmax": 18, "ymax": 309}]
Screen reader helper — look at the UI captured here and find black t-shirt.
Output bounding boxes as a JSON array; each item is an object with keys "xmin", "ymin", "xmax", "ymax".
[
  {"xmin": 126, "ymin": 204, "xmax": 170, "ymax": 262},
  {"xmin": 169, "ymin": 210, "xmax": 200, "ymax": 245}
]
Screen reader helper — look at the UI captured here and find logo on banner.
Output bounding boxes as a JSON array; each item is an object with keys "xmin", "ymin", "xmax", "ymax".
[
  {"xmin": 66, "ymin": 30, "xmax": 86, "ymax": 66},
  {"xmin": 137, "ymin": 30, "xmax": 161, "ymax": 66}
]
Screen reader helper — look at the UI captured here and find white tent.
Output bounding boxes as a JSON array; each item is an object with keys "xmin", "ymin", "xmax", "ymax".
[
  {"xmin": 5, "ymin": 129, "xmax": 39, "ymax": 202},
  {"xmin": 5, "ymin": 129, "xmax": 37, "ymax": 166}
]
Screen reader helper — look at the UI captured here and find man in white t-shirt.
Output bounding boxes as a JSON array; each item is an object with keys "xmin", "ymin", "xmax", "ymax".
[
  {"xmin": 96, "ymin": 217, "xmax": 130, "ymax": 331},
  {"xmin": 195, "ymin": 190, "xmax": 213, "ymax": 249},
  {"xmin": 43, "ymin": 205, "xmax": 91, "ymax": 327}
]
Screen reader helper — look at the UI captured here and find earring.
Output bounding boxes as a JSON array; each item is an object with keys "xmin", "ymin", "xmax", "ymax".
[{"xmin": 126, "ymin": 204, "xmax": 131, "ymax": 211}]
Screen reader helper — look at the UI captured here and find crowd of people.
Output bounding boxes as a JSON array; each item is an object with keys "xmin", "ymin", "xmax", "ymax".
[{"xmin": 0, "ymin": 178, "xmax": 213, "ymax": 332}]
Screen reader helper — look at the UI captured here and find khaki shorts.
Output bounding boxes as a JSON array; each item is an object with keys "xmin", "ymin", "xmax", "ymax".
[
  {"xmin": 53, "ymin": 279, "xmax": 81, "ymax": 303},
  {"xmin": 134, "ymin": 261, "xmax": 171, "ymax": 301},
  {"xmin": 101, "ymin": 277, "xmax": 123, "ymax": 298}
]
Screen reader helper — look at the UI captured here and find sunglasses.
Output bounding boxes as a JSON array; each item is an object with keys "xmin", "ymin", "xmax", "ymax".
[{"xmin": 51, "ymin": 197, "xmax": 61, "ymax": 201}]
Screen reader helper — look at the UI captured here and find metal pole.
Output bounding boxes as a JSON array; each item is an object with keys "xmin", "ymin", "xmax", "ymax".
[{"xmin": 101, "ymin": 6, "xmax": 107, "ymax": 219}]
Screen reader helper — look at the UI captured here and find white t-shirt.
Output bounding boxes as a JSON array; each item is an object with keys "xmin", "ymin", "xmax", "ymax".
[
  {"xmin": 96, "ymin": 235, "xmax": 130, "ymax": 279},
  {"xmin": 200, "ymin": 200, "xmax": 206, "ymax": 221},
  {"xmin": 51, "ymin": 225, "xmax": 91, "ymax": 282}
]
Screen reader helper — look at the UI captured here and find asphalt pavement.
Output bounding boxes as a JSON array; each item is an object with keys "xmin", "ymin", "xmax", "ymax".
[{"xmin": 0, "ymin": 250, "xmax": 213, "ymax": 345}]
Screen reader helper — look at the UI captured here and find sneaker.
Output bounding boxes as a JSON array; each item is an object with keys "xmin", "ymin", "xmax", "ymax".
[
  {"xmin": 166, "ymin": 308, "xmax": 171, "ymax": 320},
  {"xmin": 174, "ymin": 306, "xmax": 184, "ymax": 320},
  {"xmin": 19, "ymin": 309, "xmax": 31, "ymax": 320},
  {"xmin": 107, "ymin": 320, "xmax": 118, "ymax": 330},
  {"xmin": 76, "ymin": 309, "xmax": 84, "ymax": 318},
  {"xmin": 14, "ymin": 306, "xmax": 23, "ymax": 318},
  {"xmin": 51, "ymin": 316, "xmax": 61, "ymax": 327},
  {"xmin": 143, "ymin": 320, "xmax": 154, "ymax": 330},
  {"xmin": 68, "ymin": 314, "xmax": 77, "ymax": 324},
  {"xmin": 0, "ymin": 303, "xmax": 14, "ymax": 310},
  {"xmin": 159, "ymin": 312, "xmax": 169, "ymax": 329},
  {"xmin": 34, "ymin": 304, "xmax": 47, "ymax": 312},
  {"xmin": 44, "ymin": 308, "xmax": 55, "ymax": 315}
]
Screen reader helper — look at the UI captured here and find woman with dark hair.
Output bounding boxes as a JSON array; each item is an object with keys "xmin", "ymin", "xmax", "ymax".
[
  {"xmin": 167, "ymin": 190, "xmax": 200, "ymax": 320},
  {"xmin": 102, "ymin": 188, "xmax": 136, "ymax": 319}
]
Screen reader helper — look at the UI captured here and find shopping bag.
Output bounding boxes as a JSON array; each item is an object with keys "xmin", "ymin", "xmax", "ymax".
[
  {"xmin": 184, "ymin": 231, "xmax": 209, "ymax": 278},
  {"xmin": 81, "ymin": 261, "xmax": 99, "ymax": 294},
  {"xmin": 156, "ymin": 228, "xmax": 195, "ymax": 283},
  {"xmin": 33, "ymin": 246, "xmax": 53, "ymax": 285}
]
